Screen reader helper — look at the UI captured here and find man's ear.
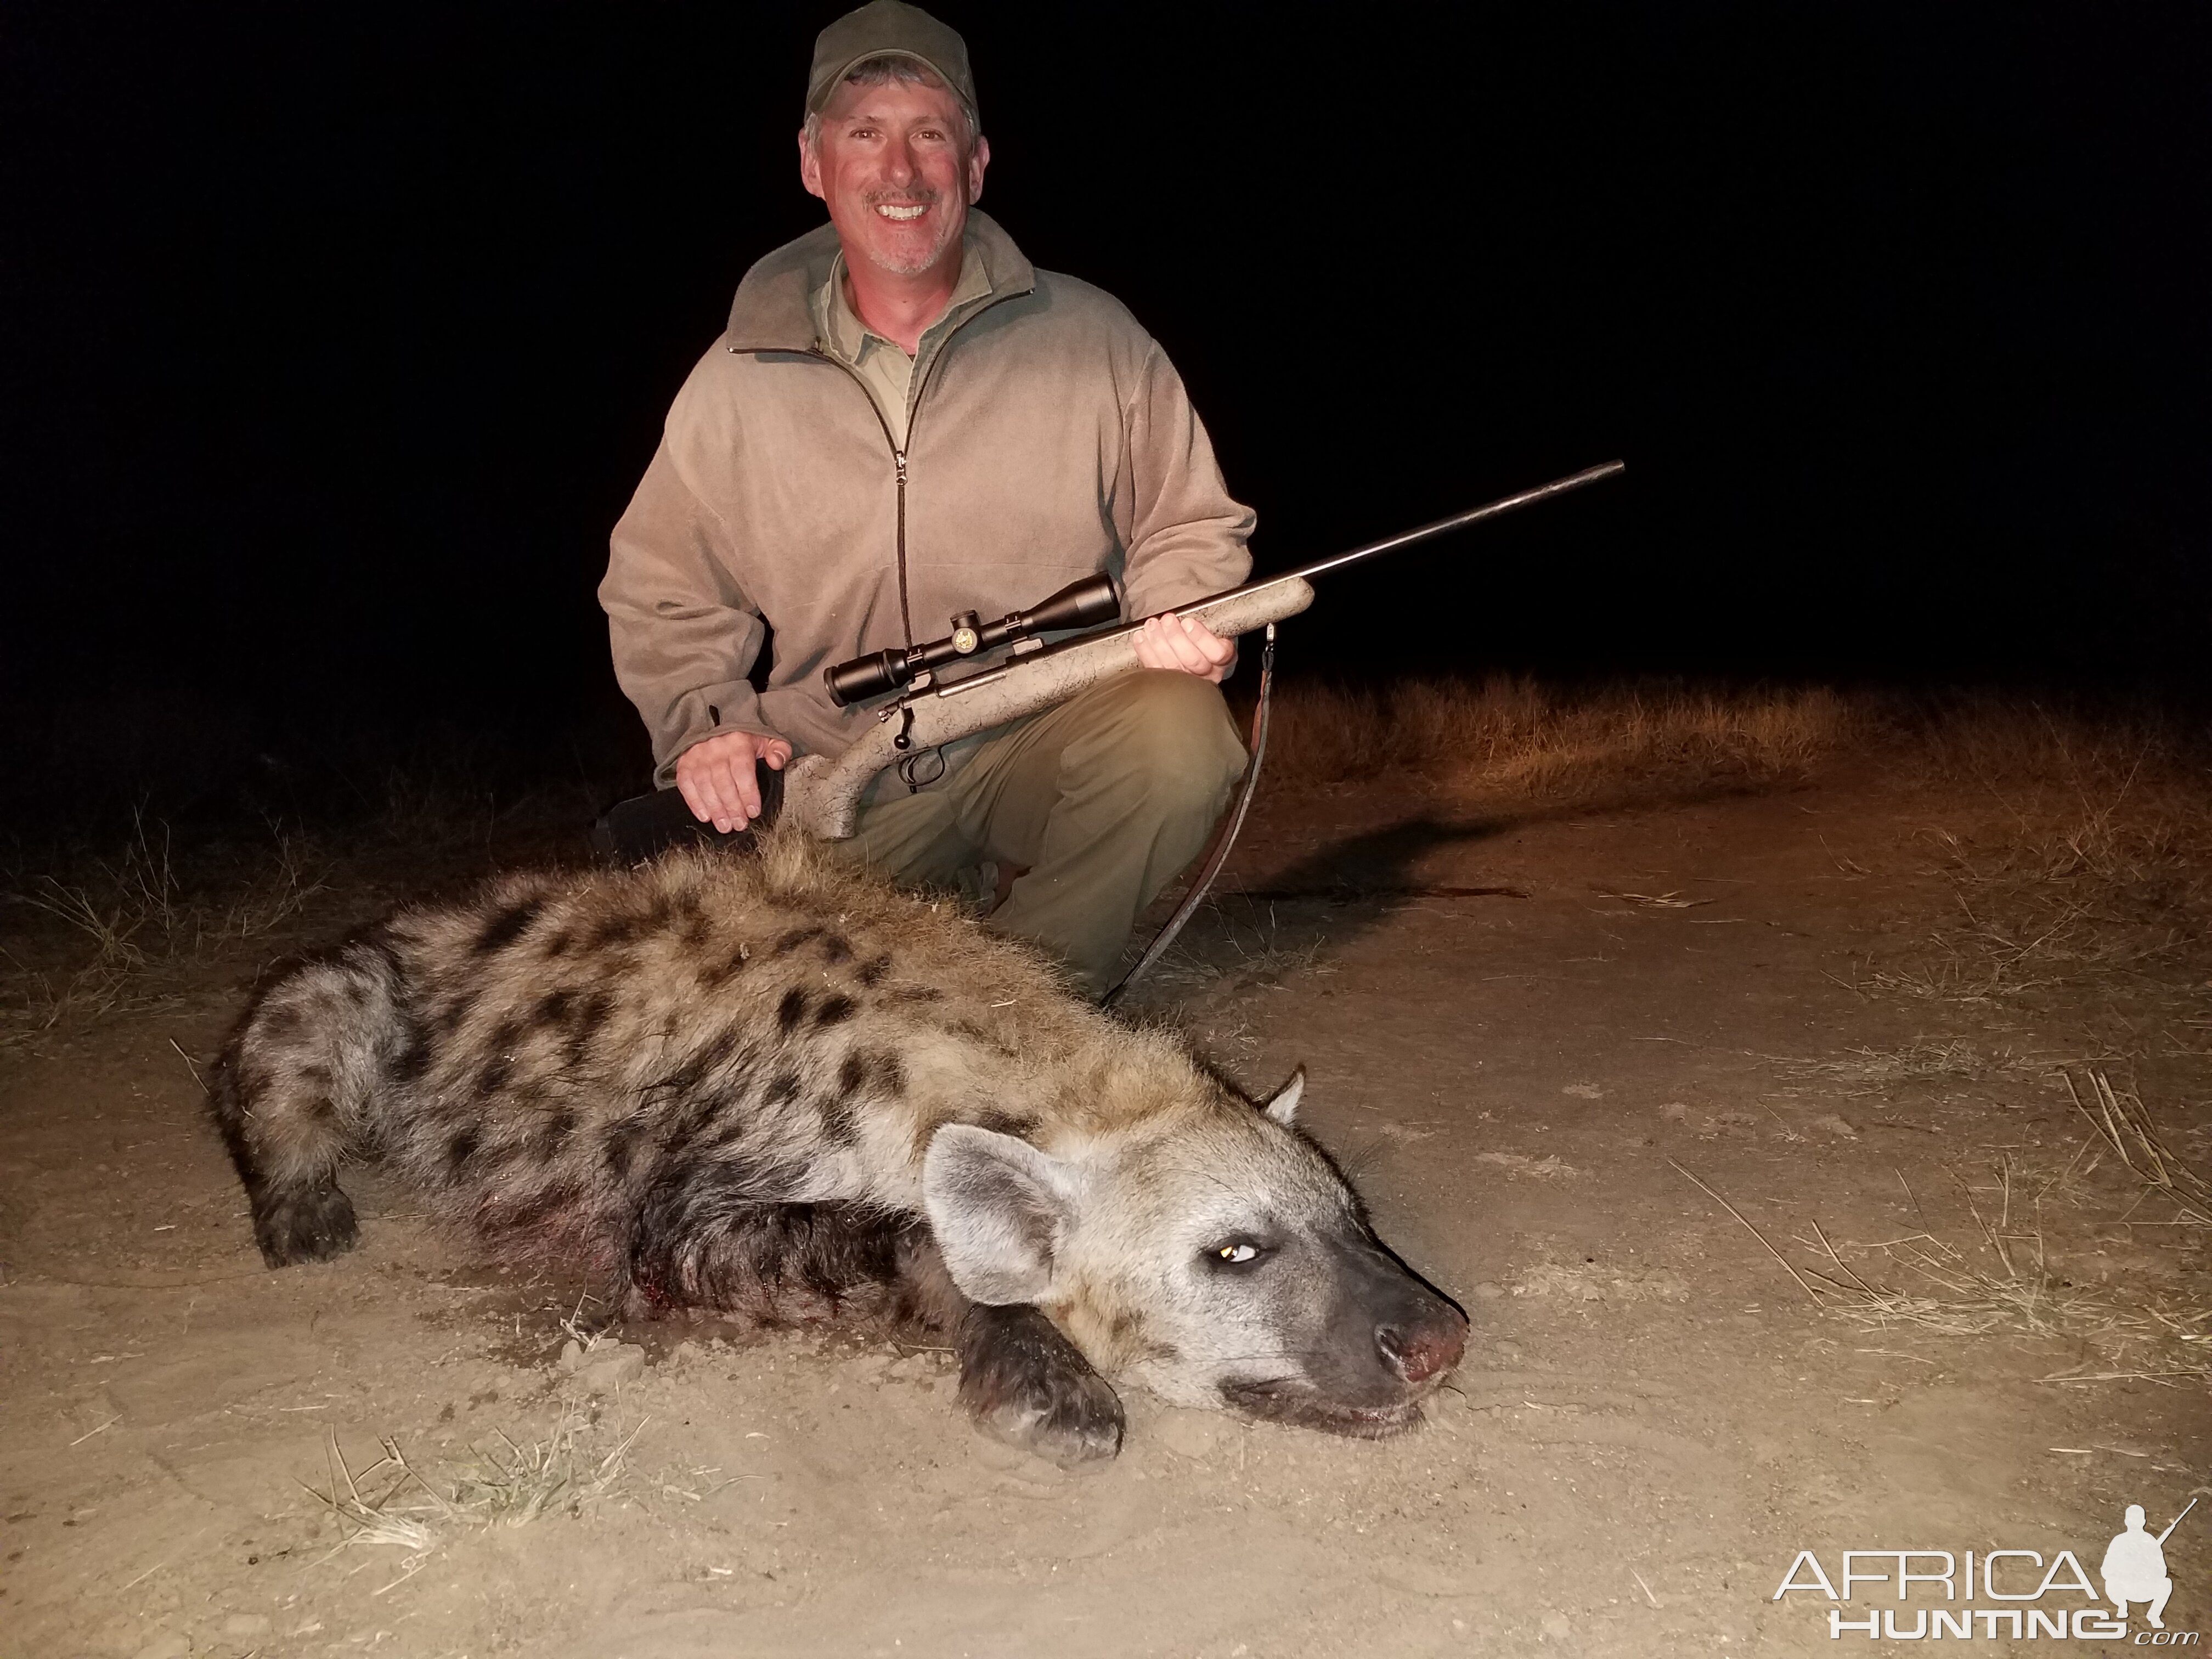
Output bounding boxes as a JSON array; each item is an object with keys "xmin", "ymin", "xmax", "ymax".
[
  {"xmin": 966, "ymin": 133, "xmax": 990, "ymax": 204},
  {"xmin": 1262, "ymin": 1066, "xmax": 1305, "ymax": 1127},
  {"xmin": 922, "ymin": 1124, "xmax": 1080, "ymax": 1305},
  {"xmin": 798, "ymin": 127, "xmax": 825, "ymax": 200}
]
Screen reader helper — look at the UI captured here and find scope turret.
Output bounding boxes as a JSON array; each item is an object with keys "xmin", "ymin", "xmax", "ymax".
[{"xmin": 823, "ymin": 574, "xmax": 1121, "ymax": 707}]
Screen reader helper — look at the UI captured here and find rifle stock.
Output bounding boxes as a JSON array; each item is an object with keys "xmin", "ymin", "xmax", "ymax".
[{"xmin": 781, "ymin": 574, "xmax": 1317, "ymax": 839}]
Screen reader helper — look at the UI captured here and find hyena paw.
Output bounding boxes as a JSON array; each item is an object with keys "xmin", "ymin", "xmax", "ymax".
[
  {"xmin": 957, "ymin": 1304, "xmax": 1125, "ymax": 1468},
  {"xmin": 252, "ymin": 1183, "xmax": 359, "ymax": 1267}
]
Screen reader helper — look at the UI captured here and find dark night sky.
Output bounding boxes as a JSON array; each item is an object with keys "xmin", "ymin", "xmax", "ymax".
[{"xmin": 4, "ymin": 3, "xmax": 2208, "ymax": 783}]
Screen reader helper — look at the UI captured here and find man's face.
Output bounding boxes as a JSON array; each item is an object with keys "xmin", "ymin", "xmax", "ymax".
[{"xmin": 800, "ymin": 74, "xmax": 989, "ymax": 280}]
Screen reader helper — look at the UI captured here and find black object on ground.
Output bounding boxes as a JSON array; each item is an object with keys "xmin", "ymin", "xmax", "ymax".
[{"xmin": 590, "ymin": 761, "xmax": 785, "ymax": 864}]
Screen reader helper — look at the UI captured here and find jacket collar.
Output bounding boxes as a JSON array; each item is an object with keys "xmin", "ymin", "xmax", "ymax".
[{"xmin": 724, "ymin": 210, "xmax": 1037, "ymax": 354}]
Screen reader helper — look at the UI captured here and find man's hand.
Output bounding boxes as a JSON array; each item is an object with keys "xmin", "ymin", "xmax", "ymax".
[
  {"xmin": 675, "ymin": 730, "xmax": 793, "ymax": 833},
  {"xmin": 1131, "ymin": 612, "xmax": 1235, "ymax": 682}
]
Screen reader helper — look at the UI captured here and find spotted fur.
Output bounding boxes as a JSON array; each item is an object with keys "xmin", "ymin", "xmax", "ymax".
[{"xmin": 211, "ymin": 832, "xmax": 1466, "ymax": 1464}]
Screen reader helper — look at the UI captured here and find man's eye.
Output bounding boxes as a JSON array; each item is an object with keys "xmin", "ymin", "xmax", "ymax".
[{"xmin": 1213, "ymin": 1243, "xmax": 1261, "ymax": 1265}]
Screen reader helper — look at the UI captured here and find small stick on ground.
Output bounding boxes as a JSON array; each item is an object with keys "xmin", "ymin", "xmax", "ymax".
[
  {"xmin": 167, "ymin": 1039, "xmax": 207, "ymax": 1094},
  {"xmin": 2066, "ymin": 1070, "xmax": 2212, "ymax": 1228},
  {"xmin": 1668, "ymin": 1160, "xmax": 1824, "ymax": 1304},
  {"xmin": 1895, "ymin": 1166, "xmax": 1932, "ymax": 1230},
  {"xmin": 1809, "ymin": 1219, "xmax": 1877, "ymax": 1296}
]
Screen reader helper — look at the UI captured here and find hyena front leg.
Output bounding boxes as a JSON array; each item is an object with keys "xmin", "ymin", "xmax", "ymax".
[
  {"xmin": 956, "ymin": 1304, "xmax": 1125, "ymax": 1467},
  {"xmin": 895, "ymin": 1234, "xmax": 1125, "ymax": 1468},
  {"xmin": 212, "ymin": 944, "xmax": 401, "ymax": 1266}
]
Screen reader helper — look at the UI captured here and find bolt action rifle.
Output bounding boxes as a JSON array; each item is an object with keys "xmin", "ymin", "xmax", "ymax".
[{"xmin": 592, "ymin": 460, "xmax": 1624, "ymax": 982}]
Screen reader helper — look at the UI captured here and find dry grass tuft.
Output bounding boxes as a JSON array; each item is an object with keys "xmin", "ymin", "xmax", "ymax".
[
  {"xmin": 1907, "ymin": 695, "xmax": 2206, "ymax": 795},
  {"xmin": 306, "ymin": 1435, "xmax": 445, "ymax": 1554},
  {"xmin": 11, "ymin": 811, "xmax": 328, "ymax": 956},
  {"xmin": 1859, "ymin": 829, "xmax": 2210, "ymax": 1003},
  {"xmin": 1255, "ymin": 676, "xmax": 1861, "ymax": 795},
  {"xmin": 2066, "ymin": 1069, "xmax": 2212, "ymax": 1229},
  {"xmin": 0, "ymin": 946, "xmax": 163, "ymax": 1046},
  {"xmin": 303, "ymin": 1412, "xmax": 645, "ymax": 1566},
  {"xmin": 1672, "ymin": 1156, "xmax": 2211, "ymax": 1383},
  {"xmin": 0, "ymin": 811, "xmax": 327, "ymax": 1046},
  {"xmin": 1858, "ymin": 712, "xmax": 2212, "ymax": 1003},
  {"xmin": 446, "ymin": 1417, "xmax": 646, "ymax": 1526}
]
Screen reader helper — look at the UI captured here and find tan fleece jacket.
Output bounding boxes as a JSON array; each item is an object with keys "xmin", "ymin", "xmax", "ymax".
[{"xmin": 600, "ymin": 212, "xmax": 1255, "ymax": 779}]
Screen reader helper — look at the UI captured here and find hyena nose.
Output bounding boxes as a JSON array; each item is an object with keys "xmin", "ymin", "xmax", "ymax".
[{"xmin": 1378, "ymin": 1311, "xmax": 1468, "ymax": 1385}]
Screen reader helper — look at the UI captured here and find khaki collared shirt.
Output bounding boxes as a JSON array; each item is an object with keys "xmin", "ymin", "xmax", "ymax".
[{"xmin": 810, "ymin": 241, "xmax": 993, "ymax": 451}]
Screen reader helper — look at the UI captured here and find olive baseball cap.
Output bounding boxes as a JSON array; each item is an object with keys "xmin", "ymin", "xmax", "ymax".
[{"xmin": 806, "ymin": 1, "xmax": 977, "ymax": 122}]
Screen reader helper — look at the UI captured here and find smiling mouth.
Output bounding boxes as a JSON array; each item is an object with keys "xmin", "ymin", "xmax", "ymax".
[{"xmin": 874, "ymin": 203, "xmax": 930, "ymax": 221}]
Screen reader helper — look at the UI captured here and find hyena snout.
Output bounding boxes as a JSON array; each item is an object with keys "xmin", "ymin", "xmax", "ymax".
[
  {"xmin": 1302, "ymin": 1243, "xmax": 1468, "ymax": 1412},
  {"xmin": 1377, "ymin": 1298, "xmax": 1469, "ymax": 1385},
  {"xmin": 1215, "ymin": 1236, "xmax": 1469, "ymax": 1437}
]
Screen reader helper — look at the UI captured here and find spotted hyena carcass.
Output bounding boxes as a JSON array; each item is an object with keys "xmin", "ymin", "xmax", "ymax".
[{"xmin": 210, "ymin": 836, "xmax": 1468, "ymax": 1465}]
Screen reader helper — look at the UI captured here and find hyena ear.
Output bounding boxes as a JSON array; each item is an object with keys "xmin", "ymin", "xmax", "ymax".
[
  {"xmin": 1262, "ymin": 1066, "xmax": 1306, "ymax": 1127},
  {"xmin": 922, "ymin": 1124, "xmax": 1082, "ymax": 1306}
]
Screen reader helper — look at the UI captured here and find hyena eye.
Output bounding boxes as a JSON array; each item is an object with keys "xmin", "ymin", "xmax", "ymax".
[{"xmin": 1209, "ymin": 1242, "xmax": 1264, "ymax": 1266}]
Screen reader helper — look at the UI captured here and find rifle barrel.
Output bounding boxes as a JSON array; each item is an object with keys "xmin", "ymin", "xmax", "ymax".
[
  {"xmin": 1045, "ymin": 459, "xmax": 1627, "ymax": 657},
  {"xmin": 1013, "ymin": 459, "xmax": 1626, "ymax": 668},
  {"xmin": 2157, "ymin": 1497, "xmax": 2197, "ymax": 1544},
  {"xmin": 1284, "ymin": 460, "xmax": 1626, "ymax": 585}
]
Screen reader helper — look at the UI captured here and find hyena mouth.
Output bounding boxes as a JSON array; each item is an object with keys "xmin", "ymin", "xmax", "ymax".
[{"xmin": 1217, "ymin": 1379, "xmax": 1428, "ymax": 1440}]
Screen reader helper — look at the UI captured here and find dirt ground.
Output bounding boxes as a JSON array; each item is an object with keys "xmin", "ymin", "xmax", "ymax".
[{"xmin": 4, "ymin": 763, "xmax": 2208, "ymax": 1657}]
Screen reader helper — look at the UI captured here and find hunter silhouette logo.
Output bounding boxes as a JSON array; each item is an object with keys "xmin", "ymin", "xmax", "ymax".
[
  {"xmin": 1771, "ymin": 1496, "xmax": 2198, "ymax": 1641},
  {"xmin": 2107, "ymin": 1500, "xmax": 2194, "ymax": 1631}
]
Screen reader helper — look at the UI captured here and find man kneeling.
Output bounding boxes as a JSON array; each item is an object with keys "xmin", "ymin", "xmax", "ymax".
[{"xmin": 600, "ymin": 1, "xmax": 1252, "ymax": 996}]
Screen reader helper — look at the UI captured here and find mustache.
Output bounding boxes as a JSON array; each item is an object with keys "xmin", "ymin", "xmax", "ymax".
[{"xmin": 863, "ymin": 185, "xmax": 943, "ymax": 207}]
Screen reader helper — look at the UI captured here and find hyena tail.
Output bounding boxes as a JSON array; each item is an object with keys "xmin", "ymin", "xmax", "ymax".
[{"xmin": 211, "ymin": 940, "xmax": 407, "ymax": 1268}]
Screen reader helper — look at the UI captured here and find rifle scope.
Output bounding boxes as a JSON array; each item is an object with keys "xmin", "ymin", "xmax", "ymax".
[{"xmin": 823, "ymin": 574, "xmax": 1121, "ymax": 707}]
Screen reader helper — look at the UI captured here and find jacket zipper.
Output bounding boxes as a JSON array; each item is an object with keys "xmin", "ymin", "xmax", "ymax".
[
  {"xmin": 808, "ymin": 292, "xmax": 1007, "ymax": 652},
  {"xmin": 808, "ymin": 350, "xmax": 917, "ymax": 647},
  {"xmin": 890, "ymin": 344, "xmax": 966, "ymax": 644},
  {"xmin": 893, "ymin": 444, "xmax": 911, "ymax": 646}
]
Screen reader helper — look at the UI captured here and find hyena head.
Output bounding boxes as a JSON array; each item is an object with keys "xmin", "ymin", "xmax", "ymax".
[{"xmin": 923, "ymin": 1069, "xmax": 1469, "ymax": 1437}]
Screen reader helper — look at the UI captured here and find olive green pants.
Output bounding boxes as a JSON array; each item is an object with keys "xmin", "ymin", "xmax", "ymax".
[{"xmin": 824, "ymin": 672, "xmax": 1249, "ymax": 997}]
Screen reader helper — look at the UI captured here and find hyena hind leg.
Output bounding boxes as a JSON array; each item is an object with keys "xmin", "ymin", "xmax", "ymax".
[{"xmin": 212, "ymin": 945, "xmax": 400, "ymax": 1267}]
